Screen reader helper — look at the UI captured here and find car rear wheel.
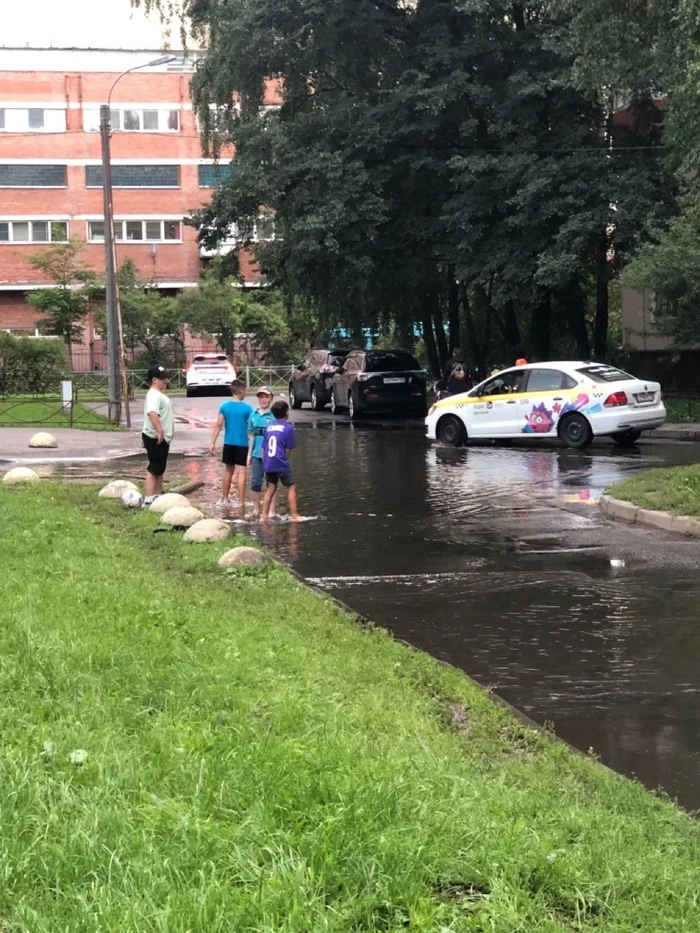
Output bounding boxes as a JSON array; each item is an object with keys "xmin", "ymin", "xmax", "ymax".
[
  {"xmin": 289, "ymin": 383, "xmax": 302, "ymax": 409},
  {"xmin": 611, "ymin": 428, "xmax": 642, "ymax": 447},
  {"xmin": 559, "ymin": 413, "xmax": 592, "ymax": 449},
  {"xmin": 311, "ymin": 384, "xmax": 324, "ymax": 411},
  {"xmin": 437, "ymin": 414, "xmax": 467, "ymax": 447},
  {"xmin": 348, "ymin": 391, "xmax": 361, "ymax": 421},
  {"xmin": 330, "ymin": 388, "xmax": 340, "ymax": 415}
]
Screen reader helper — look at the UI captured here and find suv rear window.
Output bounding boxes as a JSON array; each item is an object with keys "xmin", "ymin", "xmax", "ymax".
[
  {"xmin": 366, "ymin": 351, "xmax": 420, "ymax": 372},
  {"xmin": 577, "ymin": 365, "xmax": 634, "ymax": 383},
  {"xmin": 327, "ymin": 352, "xmax": 348, "ymax": 366}
]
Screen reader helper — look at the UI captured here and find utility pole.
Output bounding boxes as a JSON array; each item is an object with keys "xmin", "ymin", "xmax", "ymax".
[
  {"xmin": 100, "ymin": 54, "xmax": 176, "ymax": 426},
  {"xmin": 99, "ymin": 104, "xmax": 122, "ymax": 425}
]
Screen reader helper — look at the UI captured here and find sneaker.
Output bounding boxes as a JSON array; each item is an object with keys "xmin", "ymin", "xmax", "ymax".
[{"xmin": 142, "ymin": 495, "xmax": 158, "ymax": 507}]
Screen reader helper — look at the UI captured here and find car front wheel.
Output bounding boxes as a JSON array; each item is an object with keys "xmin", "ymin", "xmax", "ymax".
[
  {"xmin": 437, "ymin": 414, "xmax": 467, "ymax": 447},
  {"xmin": 289, "ymin": 383, "xmax": 302, "ymax": 409},
  {"xmin": 559, "ymin": 413, "xmax": 592, "ymax": 449},
  {"xmin": 330, "ymin": 388, "xmax": 340, "ymax": 415},
  {"xmin": 611, "ymin": 428, "xmax": 642, "ymax": 447}
]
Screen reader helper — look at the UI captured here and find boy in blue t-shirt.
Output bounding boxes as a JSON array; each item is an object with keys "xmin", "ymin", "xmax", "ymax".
[
  {"xmin": 210, "ymin": 379, "xmax": 253, "ymax": 515},
  {"xmin": 247, "ymin": 386, "xmax": 276, "ymax": 518},
  {"xmin": 261, "ymin": 400, "xmax": 302, "ymax": 521}
]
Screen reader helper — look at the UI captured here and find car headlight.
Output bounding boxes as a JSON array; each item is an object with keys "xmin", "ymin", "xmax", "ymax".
[{"xmin": 428, "ymin": 404, "xmax": 436, "ymax": 416}]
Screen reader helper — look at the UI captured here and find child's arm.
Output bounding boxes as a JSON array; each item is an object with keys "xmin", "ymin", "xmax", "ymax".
[{"xmin": 210, "ymin": 413, "xmax": 224, "ymax": 454}]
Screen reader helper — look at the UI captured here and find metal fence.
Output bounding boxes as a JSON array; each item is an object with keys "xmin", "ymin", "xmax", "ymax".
[{"xmin": 66, "ymin": 366, "xmax": 295, "ymax": 396}]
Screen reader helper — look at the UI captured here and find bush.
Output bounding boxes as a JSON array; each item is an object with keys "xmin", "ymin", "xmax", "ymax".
[{"xmin": 0, "ymin": 333, "xmax": 69, "ymax": 395}]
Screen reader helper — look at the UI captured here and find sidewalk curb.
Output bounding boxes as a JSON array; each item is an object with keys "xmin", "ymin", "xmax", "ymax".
[
  {"xmin": 645, "ymin": 427, "xmax": 700, "ymax": 443},
  {"xmin": 600, "ymin": 494, "xmax": 700, "ymax": 538}
]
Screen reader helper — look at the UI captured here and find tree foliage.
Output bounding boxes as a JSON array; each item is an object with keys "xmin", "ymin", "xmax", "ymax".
[
  {"xmin": 25, "ymin": 239, "xmax": 97, "ymax": 349},
  {"xmin": 134, "ymin": 0, "xmax": 680, "ymax": 365}
]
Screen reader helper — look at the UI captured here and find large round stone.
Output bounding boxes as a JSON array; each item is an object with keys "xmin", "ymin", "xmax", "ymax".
[
  {"xmin": 98, "ymin": 480, "xmax": 139, "ymax": 499},
  {"xmin": 148, "ymin": 493, "xmax": 191, "ymax": 514},
  {"xmin": 29, "ymin": 432, "xmax": 57, "ymax": 449},
  {"xmin": 2, "ymin": 466, "xmax": 40, "ymax": 486},
  {"xmin": 161, "ymin": 506, "xmax": 204, "ymax": 528},
  {"xmin": 218, "ymin": 546, "xmax": 266, "ymax": 569},
  {"xmin": 183, "ymin": 519, "xmax": 231, "ymax": 543}
]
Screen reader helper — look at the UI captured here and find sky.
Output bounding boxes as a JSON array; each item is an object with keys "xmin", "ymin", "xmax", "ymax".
[{"xmin": 1, "ymin": 0, "xmax": 186, "ymax": 49}]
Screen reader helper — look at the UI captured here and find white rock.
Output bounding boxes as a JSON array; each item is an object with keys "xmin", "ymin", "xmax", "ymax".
[
  {"xmin": 69, "ymin": 749, "xmax": 88, "ymax": 766},
  {"xmin": 2, "ymin": 467, "xmax": 40, "ymax": 486},
  {"xmin": 98, "ymin": 480, "xmax": 139, "ymax": 499},
  {"xmin": 218, "ymin": 546, "xmax": 266, "ymax": 569},
  {"xmin": 161, "ymin": 506, "xmax": 205, "ymax": 528},
  {"xmin": 28, "ymin": 432, "xmax": 57, "ymax": 449},
  {"xmin": 183, "ymin": 518, "xmax": 231, "ymax": 543},
  {"xmin": 148, "ymin": 493, "xmax": 191, "ymax": 514}
]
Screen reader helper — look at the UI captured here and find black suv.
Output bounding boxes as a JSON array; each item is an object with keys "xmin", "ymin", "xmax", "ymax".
[
  {"xmin": 289, "ymin": 349, "xmax": 349, "ymax": 410},
  {"xmin": 330, "ymin": 349, "xmax": 427, "ymax": 419}
]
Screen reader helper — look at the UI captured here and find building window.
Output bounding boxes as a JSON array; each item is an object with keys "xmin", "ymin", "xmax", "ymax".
[
  {"xmin": 85, "ymin": 165, "xmax": 180, "ymax": 188},
  {"xmin": 253, "ymin": 214, "xmax": 276, "ymax": 241},
  {"xmin": 0, "ymin": 108, "xmax": 66, "ymax": 132},
  {"xmin": 0, "ymin": 219, "xmax": 68, "ymax": 243},
  {"xmin": 0, "ymin": 165, "xmax": 67, "ymax": 187},
  {"xmin": 198, "ymin": 163, "xmax": 233, "ymax": 187},
  {"xmin": 82, "ymin": 107, "xmax": 180, "ymax": 133},
  {"xmin": 87, "ymin": 220, "xmax": 182, "ymax": 242}
]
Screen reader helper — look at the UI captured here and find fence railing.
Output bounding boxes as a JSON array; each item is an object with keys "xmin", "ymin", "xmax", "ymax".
[{"xmin": 65, "ymin": 366, "xmax": 295, "ymax": 395}]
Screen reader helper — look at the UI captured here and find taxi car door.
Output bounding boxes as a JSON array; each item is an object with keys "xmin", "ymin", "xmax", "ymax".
[{"xmin": 468, "ymin": 369, "xmax": 529, "ymax": 437}]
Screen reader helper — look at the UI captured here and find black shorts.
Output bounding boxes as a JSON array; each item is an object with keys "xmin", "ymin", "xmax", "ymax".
[
  {"xmin": 265, "ymin": 470, "xmax": 295, "ymax": 488},
  {"xmin": 142, "ymin": 432, "xmax": 170, "ymax": 477},
  {"xmin": 222, "ymin": 444, "xmax": 248, "ymax": 467}
]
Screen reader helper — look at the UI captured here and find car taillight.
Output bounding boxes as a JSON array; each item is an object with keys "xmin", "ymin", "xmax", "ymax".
[{"xmin": 604, "ymin": 391, "xmax": 628, "ymax": 407}]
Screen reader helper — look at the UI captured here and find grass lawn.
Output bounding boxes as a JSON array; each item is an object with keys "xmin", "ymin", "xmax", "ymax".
[
  {"xmin": 0, "ymin": 399, "xmax": 118, "ymax": 431},
  {"xmin": 608, "ymin": 464, "xmax": 700, "ymax": 517},
  {"xmin": 1, "ymin": 484, "xmax": 699, "ymax": 932}
]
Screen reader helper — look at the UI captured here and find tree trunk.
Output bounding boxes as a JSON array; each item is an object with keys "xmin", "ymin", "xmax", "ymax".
[
  {"xmin": 432, "ymin": 299, "xmax": 449, "ymax": 368},
  {"xmin": 530, "ymin": 291, "xmax": 551, "ymax": 362},
  {"xmin": 594, "ymin": 230, "xmax": 609, "ymax": 360},
  {"xmin": 460, "ymin": 284, "xmax": 486, "ymax": 374},
  {"xmin": 421, "ymin": 299, "xmax": 440, "ymax": 377},
  {"xmin": 447, "ymin": 264, "xmax": 460, "ymax": 351},
  {"xmin": 566, "ymin": 281, "xmax": 591, "ymax": 359}
]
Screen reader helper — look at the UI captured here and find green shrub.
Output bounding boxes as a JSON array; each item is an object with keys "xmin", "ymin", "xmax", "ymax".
[{"xmin": 0, "ymin": 333, "xmax": 69, "ymax": 395}]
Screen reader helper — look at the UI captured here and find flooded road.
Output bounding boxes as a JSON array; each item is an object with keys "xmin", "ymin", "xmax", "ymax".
[{"xmin": 28, "ymin": 401, "xmax": 700, "ymax": 809}]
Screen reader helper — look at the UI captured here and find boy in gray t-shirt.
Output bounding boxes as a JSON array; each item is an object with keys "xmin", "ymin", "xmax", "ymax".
[{"xmin": 142, "ymin": 364, "xmax": 174, "ymax": 504}]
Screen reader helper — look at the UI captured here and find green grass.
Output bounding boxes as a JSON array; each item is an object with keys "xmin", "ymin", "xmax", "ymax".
[
  {"xmin": 664, "ymin": 397, "xmax": 700, "ymax": 424},
  {"xmin": 0, "ymin": 399, "xmax": 118, "ymax": 430},
  {"xmin": 609, "ymin": 464, "xmax": 700, "ymax": 517},
  {"xmin": 1, "ymin": 483, "xmax": 699, "ymax": 932}
]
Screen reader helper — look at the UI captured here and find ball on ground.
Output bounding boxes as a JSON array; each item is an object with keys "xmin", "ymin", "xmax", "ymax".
[{"xmin": 121, "ymin": 488, "xmax": 144, "ymax": 509}]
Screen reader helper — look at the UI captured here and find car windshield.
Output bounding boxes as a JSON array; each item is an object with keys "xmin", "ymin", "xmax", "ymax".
[
  {"xmin": 366, "ymin": 351, "xmax": 420, "ymax": 372},
  {"xmin": 577, "ymin": 365, "xmax": 634, "ymax": 383}
]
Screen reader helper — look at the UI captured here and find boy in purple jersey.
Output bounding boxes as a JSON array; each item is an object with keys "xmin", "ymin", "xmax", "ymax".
[{"xmin": 261, "ymin": 400, "xmax": 302, "ymax": 521}]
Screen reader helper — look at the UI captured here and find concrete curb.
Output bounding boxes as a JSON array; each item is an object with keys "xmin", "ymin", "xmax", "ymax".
[
  {"xmin": 645, "ymin": 426, "xmax": 700, "ymax": 443},
  {"xmin": 600, "ymin": 494, "xmax": 700, "ymax": 538}
]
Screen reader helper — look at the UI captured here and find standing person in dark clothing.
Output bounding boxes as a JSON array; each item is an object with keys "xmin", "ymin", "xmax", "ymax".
[{"xmin": 442, "ymin": 348, "xmax": 473, "ymax": 396}]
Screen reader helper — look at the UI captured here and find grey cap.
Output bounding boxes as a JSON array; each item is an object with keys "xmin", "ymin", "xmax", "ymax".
[{"xmin": 256, "ymin": 385, "xmax": 274, "ymax": 397}]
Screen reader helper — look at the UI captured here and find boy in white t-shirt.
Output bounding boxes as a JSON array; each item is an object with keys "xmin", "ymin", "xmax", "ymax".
[{"xmin": 142, "ymin": 364, "xmax": 174, "ymax": 504}]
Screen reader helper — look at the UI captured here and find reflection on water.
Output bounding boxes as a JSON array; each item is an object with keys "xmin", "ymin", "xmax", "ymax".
[{"xmin": 15, "ymin": 427, "xmax": 700, "ymax": 809}]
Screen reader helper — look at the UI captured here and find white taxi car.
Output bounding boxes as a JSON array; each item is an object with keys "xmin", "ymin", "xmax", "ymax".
[
  {"xmin": 185, "ymin": 354, "xmax": 237, "ymax": 397},
  {"xmin": 426, "ymin": 361, "xmax": 666, "ymax": 449}
]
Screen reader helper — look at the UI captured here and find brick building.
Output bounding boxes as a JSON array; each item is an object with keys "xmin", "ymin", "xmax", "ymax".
[{"xmin": 0, "ymin": 47, "xmax": 272, "ymax": 369}]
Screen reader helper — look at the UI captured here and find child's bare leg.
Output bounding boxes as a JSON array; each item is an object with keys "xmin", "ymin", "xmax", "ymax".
[
  {"xmin": 251, "ymin": 490, "xmax": 262, "ymax": 516},
  {"xmin": 286, "ymin": 485, "xmax": 300, "ymax": 520},
  {"xmin": 261, "ymin": 484, "xmax": 276, "ymax": 520},
  {"xmin": 222, "ymin": 465, "xmax": 234, "ymax": 501},
  {"xmin": 268, "ymin": 485, "xmax": 277, "ymax": 517},
  {"xmin": 236, "ymin": 466, "xmax": 247, "ymax": 517}
]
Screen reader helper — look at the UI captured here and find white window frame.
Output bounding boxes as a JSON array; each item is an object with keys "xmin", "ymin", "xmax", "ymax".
[
  {"xmin": 87, "ymin": 219, "xmax": 183, "ymax": 244},
  {"xmin": 0, "ymin": 106, "xmax": 66, "ymax": 133},
  {"xmin": 82, "ymin": 105, "xmax": 181, "ymax": 134},
  {"xmin": 0, "ymin": 218, "xmax": 69, "ymax": 244}
]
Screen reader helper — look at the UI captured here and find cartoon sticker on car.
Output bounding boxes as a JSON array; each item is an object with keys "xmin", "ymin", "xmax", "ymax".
[{"xmin": 522, "ymin": 393, "xmax": 603, "ymax": 434}]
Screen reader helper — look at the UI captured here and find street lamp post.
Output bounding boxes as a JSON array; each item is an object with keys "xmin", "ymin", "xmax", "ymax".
[{"xmin": 99, "ymin": 53, "xmax": 177, "ymax": 425}]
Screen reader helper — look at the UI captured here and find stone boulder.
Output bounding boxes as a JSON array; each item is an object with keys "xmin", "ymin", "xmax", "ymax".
[
  {"xmin": 161, "ymin": 506, "xmax": 204, "ymax": 528},
  {"xmin": 183, "ymin": 518, "xmax": 231, "ymax": 543},
  {"xmin": 218, "ymin": 546, "xmax": 266, "ymax": 569},
  {"xmin": 28, "ymin": 432, "xmax": 57, "ymax": 449},
  {"xmin": 98, "ymin": 480, "xmax": 139, "ymax": 499},
  {"xmin": 148, "ymin": 493, "xmax": 191, "ymax": 514},
  {"xmin": 2, "ymin": 467, "xmax": 40, "ymax": 486}
]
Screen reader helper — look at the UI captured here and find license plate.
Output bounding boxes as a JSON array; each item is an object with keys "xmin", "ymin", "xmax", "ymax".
[
  {"xmin": 383, "ymin": 377, "xmax": 406, "ymax": 384},
  {"xmin": 635, "ymin": 392, "xmax": 654, "ymax": 403}
]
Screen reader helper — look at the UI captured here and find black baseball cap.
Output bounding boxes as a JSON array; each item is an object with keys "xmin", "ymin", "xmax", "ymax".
[{"xmin": 147, "ymin": 364, "xmax": 168, "ymax": 381}]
